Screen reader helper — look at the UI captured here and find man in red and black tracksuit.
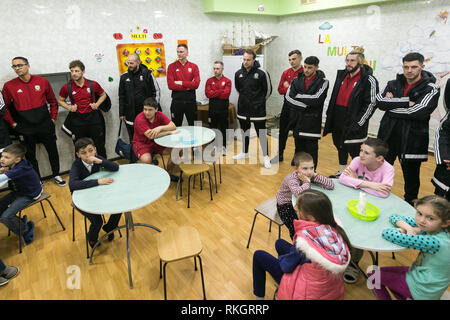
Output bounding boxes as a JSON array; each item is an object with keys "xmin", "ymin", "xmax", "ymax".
[
  {"xmin": 377, "ymin": 52, "xmax": 440, "ymax": 205},
  {"xmin": 323, "ymin": 49, "xmax": 379, "ymax": 178},
  {"xmin": 58, "ymin": 60, "xmax": 108, "ymax": 158},
  {"xmin": 205, "ymin": 61, "xmax": 232, "ymax": 154},
  {"xmin": 272, "ymin": 50, "xmax": 303, "ymax": 165},
  {"xmin": 2, "ymin": 56, "xmax": 65, "ymax": 186},
  {"xmin": 167, "ymin": 44, "xmax": 200, "ymax": 126},
  {"xmin": 0, "ymin": 92, "xmax": 12, "ymax": 150},
  {"xmin": 283, "ymin": 56, "xmax": 329, "ymax": 168}
]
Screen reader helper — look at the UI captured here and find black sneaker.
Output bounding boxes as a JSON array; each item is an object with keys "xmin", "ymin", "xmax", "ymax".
[
  {"xmin": 170, "ymin": 174, "xmax": 180, "ymax": 182},
  {"xmin": 53, "ymin": 175, "xmax": 66, "ymax": 187},
  {"xmin": 102, "ymin": 225, "xmax": 115, "ymax": 241},
  {"xmin": 291, "ymin": 157, "xmax": 295, "ymax": 166},
  {"xmin": 152, "ymin": 158, "xmax": 159, "ymax": 166}
]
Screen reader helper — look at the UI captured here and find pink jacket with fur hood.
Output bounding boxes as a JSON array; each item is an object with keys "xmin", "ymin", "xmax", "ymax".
[{"xmin": 277, "ymin": 219, "xmax": 351, "ymax": 300}]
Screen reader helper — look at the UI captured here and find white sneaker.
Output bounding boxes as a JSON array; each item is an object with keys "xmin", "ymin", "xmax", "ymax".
[
  {"xmin": 263, "ymin": 156, "xmax": 272, "ymax": 169},
  {"xmin": 232, "ymin": 153, "xmax": 249, "ymax": 160}
]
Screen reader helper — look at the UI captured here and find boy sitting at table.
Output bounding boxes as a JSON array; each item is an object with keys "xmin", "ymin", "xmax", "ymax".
[
  {"xmin": 339, "ymin": 137, "xmax": 394, "ymax": 198},
  {"xmin": 132, "ymin": 97, "xmax": 178, "ymax": 181},
  {"xmin": 0, "ymin": 143, "xmax": 41, "ymax": 245},
  {"xmin": 276, "ymin": 152, "xmax": 334, "ymax": 239},
  {"xmin": 69, "ymin": 137, "xmax": 122, "ymax": 248}
]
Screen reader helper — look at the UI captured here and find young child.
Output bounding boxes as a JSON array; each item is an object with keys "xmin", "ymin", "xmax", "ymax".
[
  {"xmin": 252, "ymin": 189, "xmax": 351, "ymax": 300},
  {"xmin": 276, "ymin": 152, "xmax": 334, "ymax": 239},
  {"xmin": 339, "ymin": 137, "xmax": 394, "ymax": 198},
  {"xmin": 376, "ymin": 195, "xmax": 450, "ymax": 300},
  {"xmin": 0, "ymin": 143, "xmax": 42, "ymax": 245},
  {"xmin": 0, "ymin": 258, "xmax": 19, "ymax": 286},
  {"xmin": 69, "ymin": 138, "xmax": 122, "ymax": 248}
]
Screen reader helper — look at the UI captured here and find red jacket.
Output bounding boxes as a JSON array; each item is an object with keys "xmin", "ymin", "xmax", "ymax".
[
  {"xmin": 2, "ymin": 75, "xmax": 58, "ymax": 126},
  {"xmin": 278, "ymin": 67, "xmax": 303, "ymax": 95},
  {"xmin": 205, "ymin": 75, "xmax": 231, "ymax": 100},
  {"xmin": 167, "ymin": 60, "xmax": 200, "ymax": 92}
]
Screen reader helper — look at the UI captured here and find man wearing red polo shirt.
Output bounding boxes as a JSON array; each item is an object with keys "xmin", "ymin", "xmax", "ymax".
[
  {"xmin": 323, "ymin": 47, "xmax": 379, "ymax": 178},
  {"xmin": 205, "ymin": 61, "xmax": 232, "ymax": 155},
  {"xmin": 271, "ymin": 50, "xmax": 303, "ymax": 165},
  {"xmin": 2, "ymin": 56, "xmax": 65, "ymax": 186},
  {"xmin": 167, "ymin": 44, "xmax": 200, "ymax": 126},
  {"xmin": 58, "ymin": 60, "xmax": 107, "ymax": 157}
]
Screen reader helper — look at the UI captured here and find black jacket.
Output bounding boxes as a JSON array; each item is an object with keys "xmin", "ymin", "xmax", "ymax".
[
  {"xmin": 119, "ymin": 64, "xmax": 160, "ymax": 125},
  {"xmin": 284, "ymin": 70, "xmax": 329, "ymax": 139},
  {"xmin": 323, "ymin": 64, "xmax": 379, "ymax": 145},
  {"xmin": 235, "ymin": 60, "xmax": 272, "ymax": 121},
  {"xmin": 69, "ymin": 155, "xmax": 119, "ymax": 193},
  {"xmin": 0, "ymin": 92, "xmax": 12, "ymax": 149},
  {"xmin": 376, "ymin": 70, "xmax": 440, "ymax": 162},
  {"xmin": 432, "ymin": 79, "xmax": 450, "ymax": 194}
]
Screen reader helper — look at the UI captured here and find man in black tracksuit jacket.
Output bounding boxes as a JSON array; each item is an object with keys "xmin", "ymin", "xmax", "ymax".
[
  {"xmin": 233, "ymin": 49, "xmax": 272, "ymax": 168},
  {"xmin": 376, "ymin": 52, "xmax": 440, "ymax": 205},
  {"xmin": 119, "ymin": 54, "xmax": 160, "ymax": 141},
  {"xmin": 0, "ymin": 92, "xmax": 11, "ymax": 150},
  {"xmin": 283, "ymin": 56, "xmax": 329, "ymax": 168},
  {"xmin": 433, "ymin": 78, "xmax": 450, "ymax": 200},
  {"xmin": 323, "ymin": 50, "xmax": 378, "ymax": 177}
]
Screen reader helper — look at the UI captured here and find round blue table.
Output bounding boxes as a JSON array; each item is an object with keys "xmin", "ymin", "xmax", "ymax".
[
  {"xmin": 292, "ymin": 179, "xmax": 416, "ymax": 269},
  {"xmin": 154, "ymin": 126, "xmax": 215, "ymax": 149},
  {"xmin": 72, "ymin": 163, "xmax": 170, "ymax": 289}
]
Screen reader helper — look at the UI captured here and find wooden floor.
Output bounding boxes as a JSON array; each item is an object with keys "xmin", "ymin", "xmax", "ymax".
[{"xmin": 0, "ymin": 133, "xmax": 440, "ymax": 300}]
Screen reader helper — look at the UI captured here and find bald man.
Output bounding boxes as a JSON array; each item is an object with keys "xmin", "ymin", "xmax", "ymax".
[{"xmin": 119, "ymin": 53, "xmax": 160, "ymax": 140}]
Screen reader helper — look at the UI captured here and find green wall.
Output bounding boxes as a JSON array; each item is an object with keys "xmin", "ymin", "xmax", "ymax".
[{"xmin": 203, "ymin": 0, "xmax": 402, "ymax": 16}]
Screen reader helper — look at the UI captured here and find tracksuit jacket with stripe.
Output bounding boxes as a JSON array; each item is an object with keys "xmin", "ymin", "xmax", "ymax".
[
  {"xmin": 284, "ymin": 70, "xmax": 329, "ymax": 140},
  {"xmin": 432, "ymin": 78, "xmax": 450, "ymax": 195},
  {"xmin": 376, "ymin": 70, "xmax": 440, "ymax": 162},
  {"xmin": 323, "ymin": 64, "xmax": 378, "ymax": 146},
  {"xmin": 235, "ymin": 60, "xmax": 272, "ymax": 121}
]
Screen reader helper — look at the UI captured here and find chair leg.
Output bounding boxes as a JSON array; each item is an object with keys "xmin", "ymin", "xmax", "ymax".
[
  {"xmin": 84, "ymin": 216, "xmax": 90, "ymax": 259},
  {"xmin": 163, "ymin": 262, "xmax": 168, "ymax": 300},
  {"xmin": 159, "ymin": 259, "xmax": 162, "ymax": 279},
  {"xmin": 194, "ymin": 256, "xmax": 197, "ymax": 271},
  {"xmin": 207, "ymin": 171, "xmax": 213, "ymax": 201},
  {"xmin": 187, "ymin": 175, "xmax": 192, "ymax": 208},
  {"xmin": 269, "ymin": 220, "xmax": 272, "ymax": 232},
  {"xmin": 246, "ymin": 212, "xmax": 259, "ymax": 248},
  {"xmin": 40, "ymin": 202, "xmax": 47, "ymax": 218},
  {"xmin": 18, "ymin": 211, "xmax": 23, "ymax": 254},
  {"xmin": 213, "ymin": 162, "xmax": 218, "ymax": 193},
  {"xmin": 219, "ymin": 162, "xmax": 222, "ymax": 184},
  {"xmin": 197, "ymin": 255, "xmax": 207, "ymax": 300},
  {"xmin": 44, "ymin": 199, "xmax": 66, "ymax": 231},
  {"xmin": 72, "ymin": 208, "xmax": 75, "ymax": 242},
  {"xmin": 392, "ymin": 252, "xmax": 396, "ymax": 260},
  {"xmin": 278, "ymin": 225, "xmax": 281, "ymax": 239},
  {"xmin": 160, "ymin": 154, "xmax": 166, "ymax": 170}
]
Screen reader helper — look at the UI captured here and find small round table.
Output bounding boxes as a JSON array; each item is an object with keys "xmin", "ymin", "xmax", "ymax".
[
  {"xmin": 292, "ymin": 179, "xmax": 416, "ymax": 272},
  {"xmin": 154, "ymin": 125, "xmax": 216, "ymax": 149},
  {"xmin": 72, "ymin": 163, "xmax": 170, "ymax": 289}
]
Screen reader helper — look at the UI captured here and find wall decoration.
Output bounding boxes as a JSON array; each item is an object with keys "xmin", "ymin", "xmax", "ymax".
[
  {"xmin": 319, "ymin": 22, "xmax": 333, "ymax": 30},
  {"xmin": 113, "ymin": 33, "xmax": 123, "ymax": 40},
  {"xmin": 95, "ymin": 53, "xmax": 104, "ymax": 62},
  {"xmin": 108, "ymin": 77, "xmax": 114, "ymax": 82},
  {"xmin": 153, "ymin": 33, "xmax": 163, "ymax": 39},
  {"xmin": 177, "ymin": 40, "xmax": 188, "ymax": 46},
  {"xmin": 116, "ymin": 42, "xmax": 166, "ymax": 78}
]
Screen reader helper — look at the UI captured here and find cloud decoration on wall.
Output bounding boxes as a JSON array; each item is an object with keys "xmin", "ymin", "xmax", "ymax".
[{"xmin": 319, "ymin": 22, "xmax": 333, "ymax": 30}]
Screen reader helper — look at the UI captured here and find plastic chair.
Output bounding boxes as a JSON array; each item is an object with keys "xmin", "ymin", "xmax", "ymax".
[
  {"xmin": 247, "ymin": 197, "xmax": 284, "ymax": 248},
  {"xmin": 176, "ymin": 163, "xmax": 213, "ymax": 208},
  {"xmin": 157, "ymin": 226, "xmax": 206, "ymax": 300}
]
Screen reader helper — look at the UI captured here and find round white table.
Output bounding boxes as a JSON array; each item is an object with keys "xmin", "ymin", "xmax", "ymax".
[
  {"xmin": 72, "ymin": 163, "xmax": 170, "ymax": 289},
  {"xmin": 154, "ymin": 125, "xmax": 215, "ymax": 149}
]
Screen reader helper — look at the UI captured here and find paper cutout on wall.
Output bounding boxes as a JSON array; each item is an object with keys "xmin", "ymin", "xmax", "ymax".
[
  {"xmin": 178, "ymin": 40, "xmax": 188, "ymax": 46},
  {"xmin": 438, "ymin": 11, "xmax": 448, "ymax": 23},
  {"xmin": 116, "ymin": 42, "xmax": 166, "ymax": 78},
  {"xmin": 108, "ymin": 77, "xmax": 114, "ymax": 82},
  {"xmin": 153, "ymin": 33, "xmax": 163, "ymax": 39},
  {"xmin": 319, "ymin": 22, "xmax": 333, "ymax": 30},
  {"xmin": 113, "ymin": 33, "xmax": 123, "ymax": 40},
  {"xmin": 95, "ymin": 53, "xmax": 104, "ymax": 62}
]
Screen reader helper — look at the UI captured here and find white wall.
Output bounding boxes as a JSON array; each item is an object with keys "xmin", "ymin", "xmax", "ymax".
[
  {"xmin": 0, "ymin": 0, "xmax": 278, "ymax": 176},
  {"xmin": 267, "ymin": 0, "xmax": 450, "ymax": 150}
]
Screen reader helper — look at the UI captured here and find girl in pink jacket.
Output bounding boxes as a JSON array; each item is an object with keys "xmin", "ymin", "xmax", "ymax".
[{"xmin": 252, "ymin": 189, "xmax": 351, "ymax": 300}]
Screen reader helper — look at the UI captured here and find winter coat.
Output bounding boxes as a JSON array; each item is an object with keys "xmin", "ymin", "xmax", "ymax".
[
  {"xmin": 376, "ymin": 70, "xmax": 440, "ymax": 162},
  {"xmin": 323, "ymin": 64, "xmax": 378, "ymax": 145},
  {"xmin": 235, "ymin": 60, "xmax": 272, "ymax": 121},
  {"xmin": 277, "ymin": 219, "xmax": 351, "ymax": 300},
  {"xmin": 284, "ymin": 70, "xmax": 329, "ymax": 139}
]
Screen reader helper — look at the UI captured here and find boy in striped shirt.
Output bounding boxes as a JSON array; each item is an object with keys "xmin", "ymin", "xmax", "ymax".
[{"xmin": 276, "ymin": 152, "xmax": 334, "ymax": 239}]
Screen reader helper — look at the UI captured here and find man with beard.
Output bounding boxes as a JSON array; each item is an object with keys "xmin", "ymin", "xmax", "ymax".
[
  {"xmin": 283, "ymin": 56, "xmax": 329, "ymax": 168},
  {"xmin": 377, "ymin": 52, "xmax": 440, "ymax": 205},
  {"xmin": 271, "ymin": 50, "xmax": 304, "ymax": 165},
  {"xmin": 2, "ymin": 56, "xmax": 65, "ymax": 186},
  {"xmin": 119, "ymin": 53, "xmax": 160, "ymax": 141},
  {"xmin": 323, "ymin": 47, "xmax": 379, "ymax": 178},
  {"xmin": 58, "ymin": 60, "xmax": 108, "ymax": 158}
]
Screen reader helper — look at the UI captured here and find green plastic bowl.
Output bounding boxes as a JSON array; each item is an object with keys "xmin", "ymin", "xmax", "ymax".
[{"xmin": 347, "ymin": 200, "xmax": 380, "ymax": 221}]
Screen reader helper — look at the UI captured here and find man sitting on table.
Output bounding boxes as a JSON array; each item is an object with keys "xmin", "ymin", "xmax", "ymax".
[{"xmin": 132, "ymin": 97, "xmax": 178, "ymax": 181}]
